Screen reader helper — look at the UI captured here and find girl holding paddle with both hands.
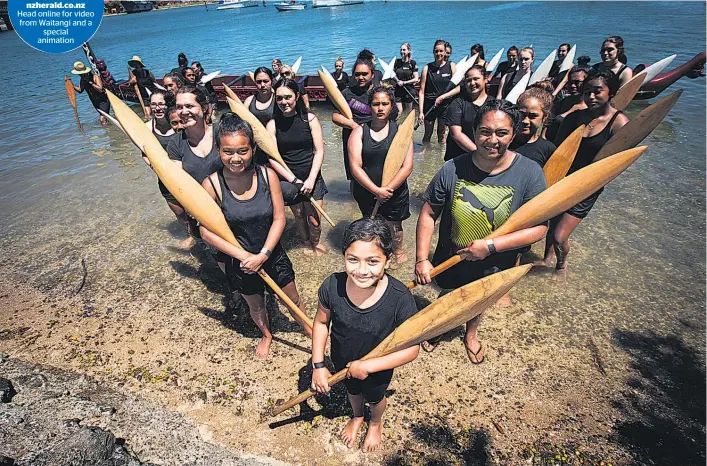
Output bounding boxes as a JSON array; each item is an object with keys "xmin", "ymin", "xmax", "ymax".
[
  {"xmin": 418, "ymin": 39, "xmax": 456, "ymax": 144},
  {"xmin": 349, "ymin": 85, "xmax": 413, "ymax": 264},
  {"xmin": 535, "ymin": 68, "xmax": 628, "ymax": 280},
  {"xmin": 267, "ymin": 79, "xmax": 329, "ymax": 256},
  {"xmin": 415, "ymin": 99, "xmax": 548, "ymax": 362},
  {"xmin": 200, "ymin": 114, "xmax": 311, "ymax": 358}
]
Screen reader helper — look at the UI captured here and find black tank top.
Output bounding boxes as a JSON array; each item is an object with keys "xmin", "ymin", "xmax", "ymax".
[
  {"xmin": 424, "ymin": 61, "xmax": 453, "ymax": 99},
  {"xmin": 274, "ymin": 112, "xmax": 314, "ymax": 180},
  {"xmin": 361, "ymin": 121, "xmax": 409, "ymax": 196},
  {"xmin": 133, "ymin": 68, "xmax": 155, "ymax": 91},
  {"xmin": 216, "ymin": 165, "xmax": 280, "ymax": 255},
  {"xmin": 248, "ymin": 94, "xmax": 275, "ymax": 126},
  {"xmin": 568, "ymin": 111, "xmax": 623, "ymax": 175}
]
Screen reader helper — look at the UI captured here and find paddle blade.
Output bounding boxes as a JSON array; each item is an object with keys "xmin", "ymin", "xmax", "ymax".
[
  {"xmin": 491, "ymin": 146, "xmax": 647, "ymax": 239},
  {"xmin": 98, "ymin": 109, "xmax": 125, "ymax": 134},
  {"xmin": 486, "ymin": 48, "xmax": 504, "ymax": 73},
  {"xmin": 248, "ymin": 71, "xmax": 255, "ymax": 83},
  {"xmin": 382, "ymin": 56, "xmax": 397, "ymax": 80},
  {"xmin": 200, "ymin": 70, "xmax": 221, "ymax": 84},
  {"xmin": 528, "ymin": 50, "xmax": 557, "ymax": 85},
  {"xmin": 451, "ymin": 54, "xmax": 477, "ymax": 85},
  {"xmin": 318, "ymin": 68, "xmax": 353, "ymax": 120},
  {"xmin": 225, "ymin": 96, "xmax": 290, "ymax": 172},
  {"xmin": 291, "ymin": 56, "xmax": 302, "ymax": 74},
  {"xmin": 505, "ymin": 72, "xmax": 531, "ymax": 104},
  {"xmin": 105, "ymin": 91, "xmax": 240, "ymax": 247},
  {"xmin": 613, "ymin": 70, "xmax": 647, "ymax": 110},
  {"xmin": 223, "ymin": 85, "xmax": 243, "ymax": 104},
  {"xmin": 64, "ymin": 76, "xmax": 77, "ymax": 108},
  {"xmin": 594, "ymin": 90, "xmax": 681, "ymax": 162},
  {"xmin": 559, "ymin": 45, "xmax": 577, "ymax": 74},
  {"xmin": 272, "ymin": 264, "xmax": 531, "ymax": 416},
  {"xmin": 380, "ymin": 112, "xmax": 415, "ymax": 186},
  {"xmin": 543, "ymin": 125, "xmax": 585, "ymax": 186},
  {"xmin": 641, "ymin": 54, "xmax": 677, "ymax": 86}
]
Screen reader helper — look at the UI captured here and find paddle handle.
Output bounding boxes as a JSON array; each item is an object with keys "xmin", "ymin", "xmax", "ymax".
[
  {"xmin": 307, "ymin": 197, "xmax": 335, "ymax": 228},
  {"xmin": 257, "ymin": 269, "xmax": 313, "ymax": 333},
  {"xmin": 272, "ymin": 367, "xmax": 348, "ymax": 416},
  {"xmin": 405, "ymin": 254, "xmax": 462, "ymax": 290},
  {"xmin": 128, "ymin": 66, "xmax": 148, "ymax": 117},
  {"xmin": 371, "ymin": 200, "xmax": 381, "ymax": 217}
]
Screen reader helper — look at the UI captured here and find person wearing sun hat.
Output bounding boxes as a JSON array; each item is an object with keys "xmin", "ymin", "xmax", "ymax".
[
  {"xmin": 128, "ymin": 55, "xmax": 157, "ymax": 106},
  {"xmin": 70, "ymin": 61, "xmax": 110, "ymax": 125}
]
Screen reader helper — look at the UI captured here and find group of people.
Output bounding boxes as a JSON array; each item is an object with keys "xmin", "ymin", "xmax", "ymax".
[{"xmin": 67, "ymin": 35, "xmax": 636, "ymax": 452}]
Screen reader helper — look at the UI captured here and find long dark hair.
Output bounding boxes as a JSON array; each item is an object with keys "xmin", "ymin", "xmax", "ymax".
[
  {"xmin": 471, "ymin": 43, "xmax": 485, "ymax": 60},
  {"xmin": 342, "ymin": 217, "xmax": 393, "ymax": 258},
  {"xmin": 272, "ymin": 78, "xmax": 309, "ymax": 120},
  {"xmin": 175, "ymin": 85, "xmax": 212, "ymax": 124},
  {"xmin": 582, "ymin": 68, "xmax": 621, "ymax": 98},
  {"xmin": 604, "ymin": 36, "xmax": 627, "ymax": 64},
  {"xmin": 254, "ymin": 66, "xmax": 274, "ymax": 80}
]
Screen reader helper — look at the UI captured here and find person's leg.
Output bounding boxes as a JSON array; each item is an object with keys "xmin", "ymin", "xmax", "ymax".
[
  {"xmin": 241, "ymin": 293, "xmax": 272, "ymax": 359},
  {"xmin": 306, "ymin": 200, "xmax": 327, "ymax": 256},
  {"xmin": 387, "ymin": 220, "xmax": 407, "ymax": 263},
  {"xmin": 289, "ymin": 203, "xmax": 312, "ymax": 251},
  {"xmin": 395, "ymin": 102, "xmax": 403, "ymax": 115},
  {"xmin": 552, "ymin": 213, "xmax": 583, "ymax": 280},
  {"xmin": 166, "ymin": 201, "xmax": 196, "ymax": 249},
  {"xmin": 362, "ymin": 397, "xmax": 387, "ymax": 452},
  {"xmin": 341, "ymin": 392, "xmax": 365, "ymax": 448},
  {"xmin": 436, "ymin": 117, "xmax": 447, "ymax": 144},
  {"xmin": 464, "ymin": 313, "xmax": 485, "ymax": 364},
  {"xmin": 422, "ymin": 119, "xmax": 435, "ymax": 143},
  {"xmin": 280, "ymin": 281, "xmax": 312, "ymax": 338}
]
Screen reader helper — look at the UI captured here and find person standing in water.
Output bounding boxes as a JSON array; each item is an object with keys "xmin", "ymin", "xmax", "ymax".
[
  {"xmin": 244, "ymin": 67, "xmax": 276, "ymax": 164},
  {"xmin": 536, "ymin": 68, "xmax": 629, "ymax": 280},
  {"xmin": 593, "ymin": 36, "xmax": 633, "ymax": 87},
  {"xmin": 545, "ymin": 65, "xmax": 589, "ymax": 141},
  {"xmin": 70, "ymin": 61, "xmax": 110, "ymax": 125},
  {"xmin": 312, "ymin": 218, "xmax": 420, "ymax": 452},
  {"xmin": 493, "ymin": 46, "xmax": 519, "ymax": 79},
  {"xmin": 498, "ymin": 47, "xmax": 534, "ymax": 100},
  {"xmin": 333, "ymin": 57, "xmax": 350, "ymax": 91},
  {"xmin": 415, "ymin": 99, "xmax": 548, "ymax": 361},
  {"xmin": 443, "ymin": 65, "xmax": 492, "ymax": 161},
  {"xmin": 267, "ymin": 79, "xmax": 328, "ymax": 256},
  {"xmin": 128, "ymin": 55, "xmax": 156, "ymax": 106},
  {"xmin": 393, "ymin": 42, "xmax": 419, "ymax": 114},
  {"xmin": 200, "ymin": 114, "xmax": 312, "ymax": 357},
  {"xmin": 348, "ymin": 85, "xmax": 413, "ymax": 263},
  {"xmin": 418, "ymin": 39, "xmax": 456, "ymax": 144},
  {"xmin": 511, "ymin": 87, "xmax": 557, "ymax": 167}
]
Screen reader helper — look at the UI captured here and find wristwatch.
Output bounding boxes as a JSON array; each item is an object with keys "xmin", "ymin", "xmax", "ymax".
[
  {"xmin": 312, "ymin": 361, "xmax": 326, "ymax": 370},
  {"xmin": 486, "ymin": 239, "xmax": 497, "ymax": 254}
]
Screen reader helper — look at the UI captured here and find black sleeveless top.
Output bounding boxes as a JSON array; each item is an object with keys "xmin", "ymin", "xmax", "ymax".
[
  {"xmin": 424, "ymin": 61, "xmax": 453, "ymax": 99},
  {"xmin": 215, "ymin": 165, "xmax": 282, "ymax": 255},
  {"xmin": 166, "ymin": 130, "xmax": 223, "ymax": 184},
  {"xmin": 565, "ymin": 111, "xmax": 623, "ymax": 175},
  {"xmin": 501, "ymin": 69, "xmax": 527, "ymax": 99},
  {"xmin": 360, "ymin": 121, "xmax": 409, "ymax": 197},
  {"xmin": 248, "ymin": 94, "xmax": 275, "ymax": 126},
  {"xmin": 274, "ymin": 112, "xmax": 314, "ymax": 180}
]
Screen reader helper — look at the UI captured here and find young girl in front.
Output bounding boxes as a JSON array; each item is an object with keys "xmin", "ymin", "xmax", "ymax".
[{"xmin": 311, "ymin": 217, "xmax": 419, "ymax": 452}]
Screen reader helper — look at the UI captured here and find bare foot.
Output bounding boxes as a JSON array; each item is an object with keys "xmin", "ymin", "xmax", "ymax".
[
  {"xmin": 179, "ymin": 236, "xmax": 196, "ymax": 250},
  {"xmin": 533, "ymin": 258, "xmax": 554, "ymax": 268},
  {"xmin": 314, "ymin": 242, "xmax": 328, "ymax": 257},
  {"xmin": 340, "ymin": 417, "xmax": 364, "ymax": 449},
  {"xmin": 302, "ymin": 241, "xmax": 314, "ymax": 255},
  {"xmin": 362, "ymin": 421, "xmax": 383, "ymax": 452},
  {"xmin": 255, "ymin": 336, "xmax": 272, "ymax": 359},
  {"xmin": 552, "ymin": 266, "xmax": 568, "ymax": 281},
  {"xmin": 394, "ymin": 251, "xmax": 408, "ymax": 264},
  {"xmin": 494, "ymin": 293, "xmax": 512, "ymax": 308}
]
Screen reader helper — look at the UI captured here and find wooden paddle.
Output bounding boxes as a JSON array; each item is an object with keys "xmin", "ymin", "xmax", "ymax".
[
  {"xmin": 318, "ymin": 67, "xmax": 353, "ymax": 120},
  {"xmin": 248, "ymin": 71, "xmax": 255, "ymax": 83},
  {"xmin": 594, "ymin": 90, "xmax": 681, "ymax": 162},
  {"xmin": 224, "ymin": 96, "xmax": 336, "ymax": 228},
  {"xmin": 271, "ymin": 263, "xmax": 532, "ymax": 416},
  {"xmin": 612, "ymin": 70, "xmax": 647, "ymax": 111},
  {"xmin": 105, "ymin": 90, "xmax": 314, "ymax": 334},
  {"xmin": 406, "ymin": 145, "xmax": 648, "ymax": 289},
  {"xmin": 222, "ymin": 84, "xmax": 243, "ymax": 104},
  {"xmin": 370, "ymin": 111, "xmax": 415, "ymax": 217},
  {"xmin": 543, "ymin": 125, "xmax": 585, "ymax": 186},
  {"xmin": 64, "ymin": 75, "xmax": 83, "ymax": 133},
  {"xmin": 128, "ymin": 66, "xmax": 149, "ymax": 118}
]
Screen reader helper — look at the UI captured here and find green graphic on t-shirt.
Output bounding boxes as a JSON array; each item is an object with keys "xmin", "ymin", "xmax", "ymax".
[{"xmin": 450, "ymin": 181, "xmax": 514, "ymax": 247}]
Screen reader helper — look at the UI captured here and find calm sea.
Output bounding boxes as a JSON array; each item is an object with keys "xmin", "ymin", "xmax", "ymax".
[{"xmin": 0, "ymin": 1, "xmax": 705, "ymax": 351}]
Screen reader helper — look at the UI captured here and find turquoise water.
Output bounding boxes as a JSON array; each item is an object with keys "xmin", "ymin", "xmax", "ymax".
[{"xmin": 0, "ymin": 1, "xmax": 705, "ymax": 350}]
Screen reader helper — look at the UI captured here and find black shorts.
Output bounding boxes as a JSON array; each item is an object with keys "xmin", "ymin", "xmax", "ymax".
[
  {"xmin": 352, "ymin": 182, "xmax": 411, "ymax": 222},
  {"xmin": 225, "ymin": 248, "xmax": 295, "ymax": 296},
  {"xmin": 566, "ymin": 188, "xmax": 603, "ymax": 219},
  {"xmin": 335, "ymin": 362, "xmax": 393, "ymax": 404},
  {"xmin": 423, "ymin": 97, "xmax": 448, "ymax": 121},
  {"xmin": 93, "ymin": 99, "xmax": 110, "ymax": 114},
  {"xmin": 280, "ymin": 176, "xmax": 328, "ymax": 206},
  {"xmin": 433, "ymin": 250, "xmax": 518, "ymax": 290},
  {"xmin": 394, "ymin": 86, "xmax": 415, "ymax": 104}
]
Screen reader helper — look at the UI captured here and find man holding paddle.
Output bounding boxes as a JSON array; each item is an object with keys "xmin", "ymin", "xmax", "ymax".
[{"xmin": 415, "ymin": 99, "xmax": 548, "ymax": 362}]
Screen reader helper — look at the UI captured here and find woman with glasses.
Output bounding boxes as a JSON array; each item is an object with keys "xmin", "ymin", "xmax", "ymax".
[
  {"xmin": 418, "ymin": 39, "xmax": 457, "ymax": 144},
  {"xmin": 267, "ymin": 79, "xmax": 328, "ymax": 256},
  {"xmin": 593, "ymin": 36, "xmax": 633, "ymax": 86},
  {"xmin": 497, "ymin": 47, "xmax": 534, "ymax": 100}
]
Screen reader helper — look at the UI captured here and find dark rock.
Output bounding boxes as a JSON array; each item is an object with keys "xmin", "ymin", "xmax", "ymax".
[
  {"xmin": 0, "ymin": 455, "xmax": 15, "ymax": 466},
  {"xmin": 23, "ymin": 427, "xmax": 116, "ymax": 466},
  {"xmin": 0, "ymin": 378, "xmax": 17, "ymax": 402}
]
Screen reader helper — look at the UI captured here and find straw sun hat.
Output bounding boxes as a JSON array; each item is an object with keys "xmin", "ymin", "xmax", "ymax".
[
  {"xmin": 128, "ymin": 55, "xmax": 145, "ymax": 67},
  {"xmin": 71, "ymin": 61, "xmax": 91, "ymax": 75}
]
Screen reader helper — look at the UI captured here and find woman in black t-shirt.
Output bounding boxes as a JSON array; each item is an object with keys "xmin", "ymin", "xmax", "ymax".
[
  {"xmin": 444, "ymin": 65, "xmax": 491, "ymax": 161},
  {"xmin": 511, "ymin": 87, "xmax": 557, "ymax": 167},
  {"xmin": 393, "ymin": 42, "xmax": 419, "ymax": 113},
  {"xmin": 333, "ymin": 57, "xmax": 349, "ymax": 91}
]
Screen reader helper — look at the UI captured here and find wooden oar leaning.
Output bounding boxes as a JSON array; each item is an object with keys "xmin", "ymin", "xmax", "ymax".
[
  {"xmin": 64, "ymin": 75, "xmax": 83, "ymax": 133},
  {"xmin": 612, "ymin": 70, "xmax": 647, "ymax": 111},
  {"xmin": 271, "ymin": 263, "xmax": 532, "ymax": 416},
  {"xmin": 224, "ymin": 96, "xmax": 336, "ymax": 228},
  {"xmin": 105, "ymin": 91, "xmax": 314, "ymax": 334},
  {"xmin": 543, "ymin": 125, "xmax": 585, "ymax": 187},
  {"xmin": 318, "ymin": 66, "xmax": 353, "ymax": 120},
  {"xmin": 127, "ymin": 66, "xmax": 149, "ymax": 117},
  {"xmin": 371, "ymin": 112, "xmax": 416, "ymax": 217},
  {"xmin": 405, "ymin": 145, "xmax": 648, "ymax": 290},
  {"xmin": 222, "ymin": 85, "xmax": 243, "ymax": 104}
]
